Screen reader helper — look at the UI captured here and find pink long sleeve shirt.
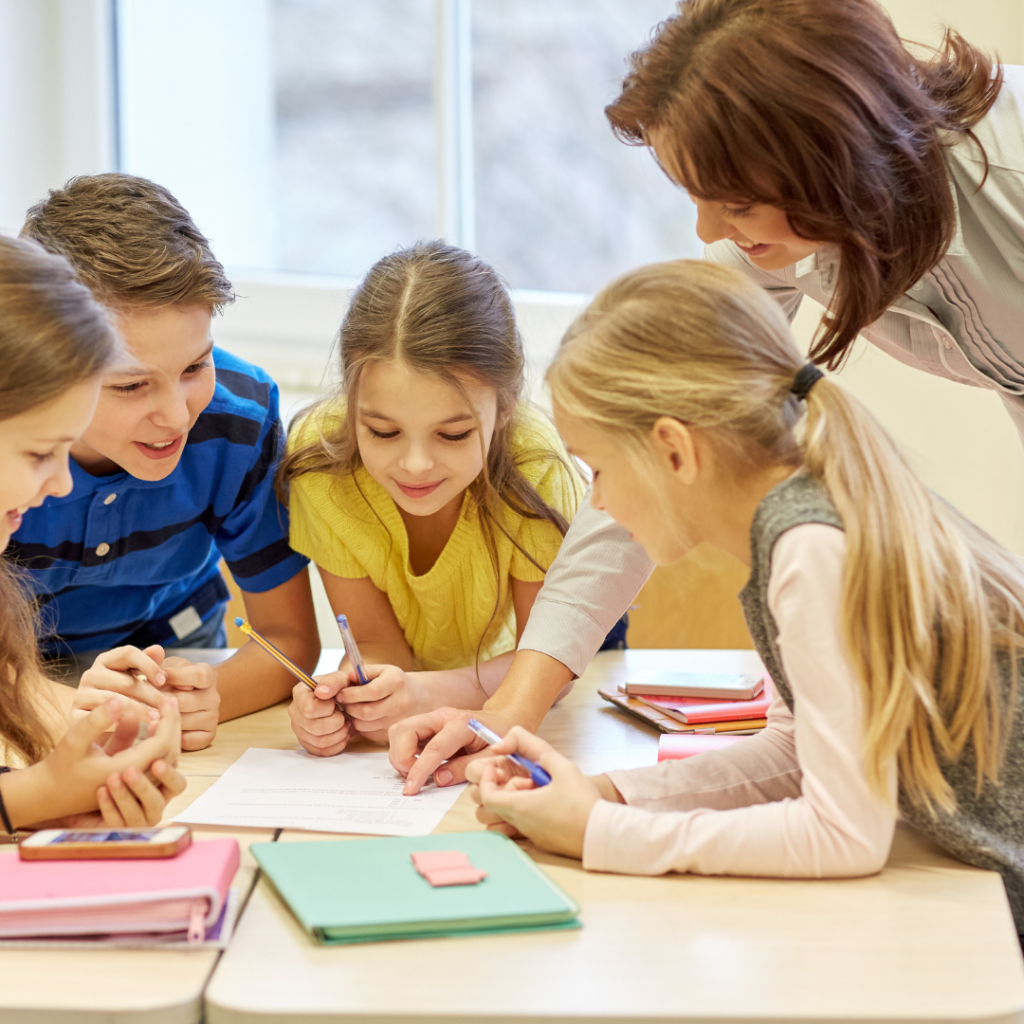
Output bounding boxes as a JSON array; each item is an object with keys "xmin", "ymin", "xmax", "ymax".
[{"xmin": 583, "ymin": 523, "xmax": 899, "ymax": 879}]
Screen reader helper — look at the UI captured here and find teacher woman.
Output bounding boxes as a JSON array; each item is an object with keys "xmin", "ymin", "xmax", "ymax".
[{"xmin": 391, "ymin": 0, "xmax": 1024, "ymax": 792}]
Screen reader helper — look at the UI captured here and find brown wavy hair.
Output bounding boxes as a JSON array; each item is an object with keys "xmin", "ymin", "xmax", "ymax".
[
  {"xmin": 277, "ymin": 240, "xmax": 577, "ymax": 661},
  {"xmin": 22, "ymin": 174, "xmax": 234, "ymax": 314},
  {"xmin": 605, "ymin": 0, "xmax": 1002, "ymax": 369},
  {"xmin": 0, "ymin": 235, "xmax": 119, "ymax": 763}
]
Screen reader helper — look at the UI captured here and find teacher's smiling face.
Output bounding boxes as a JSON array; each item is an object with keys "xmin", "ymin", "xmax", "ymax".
[
  {"xmin": 649, "ymin": 132, "xmax": 824, "ymax": 272},
  {"xmin": 689, "ymin": 197, "xmax": 824, "ymax": 271}
]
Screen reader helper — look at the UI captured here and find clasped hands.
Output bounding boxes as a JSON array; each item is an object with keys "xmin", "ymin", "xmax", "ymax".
[{"xmin": 72, "ymin": 644, "xmax": 220, "ymax": 751}]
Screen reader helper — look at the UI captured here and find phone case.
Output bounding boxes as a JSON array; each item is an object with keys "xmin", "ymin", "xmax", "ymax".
[{"xmin": 19, "ymin": 829, "xmax": 192, "ymax": 861}]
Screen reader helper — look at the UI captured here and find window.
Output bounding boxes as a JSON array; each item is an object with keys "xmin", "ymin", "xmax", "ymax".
[
  {"xmin": 115, "ymin": 0, "xmax": 698, "ymax": 290},
  {"xmin": 472, "ymin": 0, "xmax": 698, "ymax": 292}
]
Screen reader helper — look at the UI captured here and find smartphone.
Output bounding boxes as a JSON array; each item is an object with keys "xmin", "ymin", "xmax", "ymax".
[{"xmin": 18, "ymin": 826, "xmax": 192, "ymax": 861}]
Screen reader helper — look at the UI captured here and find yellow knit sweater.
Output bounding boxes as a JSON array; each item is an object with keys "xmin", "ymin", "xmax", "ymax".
[{"xmin": 288, "ymin": 403, "xmax": 582, "ymax": 671}]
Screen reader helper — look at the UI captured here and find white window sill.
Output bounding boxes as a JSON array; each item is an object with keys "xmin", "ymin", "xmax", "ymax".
[{"xmin": 215, "ymin": 268, "xmax": 590, "ymax": 402}]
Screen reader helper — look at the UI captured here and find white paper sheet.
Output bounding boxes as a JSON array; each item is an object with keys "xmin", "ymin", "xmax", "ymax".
[{"xmin": 175, "ymin": 748, "xmax": 466, "ymax": 836}]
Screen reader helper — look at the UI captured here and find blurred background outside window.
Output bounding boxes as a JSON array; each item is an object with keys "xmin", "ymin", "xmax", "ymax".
[
  {"xmin": 2, "ymin": 0, "xmax": 1022, "ymax": 572},
  {"xmin": 116, "ymin": 0, "xmax": 699, "ymax": 293}
]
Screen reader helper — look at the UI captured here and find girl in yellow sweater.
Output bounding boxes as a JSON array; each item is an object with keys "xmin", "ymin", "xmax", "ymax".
[{"xmin": 277, "ymin": 241, "xmax": 583, "ymax": 755}]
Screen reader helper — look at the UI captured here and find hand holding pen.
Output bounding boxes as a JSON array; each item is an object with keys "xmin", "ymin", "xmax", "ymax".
[
  {"xmin": 467, "ymin": 719, "xmax": 551, "ymax": 786},
  {"xmin": 246, "ymin": 612, "xmax": 366, "ymax": 758},
  {"xmin": 465, "ymin": 725, "xmax": 603, "ymax": 861}
]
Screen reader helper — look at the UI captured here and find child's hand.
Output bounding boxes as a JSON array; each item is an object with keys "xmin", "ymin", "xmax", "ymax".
[
  {"xmin": 57, "ymin": 759, "xmax": 187, "ymax": 830},
  {"xmin": 74, "ymin": 644, "xmax": 168, "ymax": 722},
  {"xmin": 288, "ymin": 676, "xmax": 352, "ymax": 757},
  {"xmin": 338, "ymin": 665, "xmax": 429, "ymax": 744},
  {"xmin": 466, "ymin": 726, "xmax": 602, "ymax": 860},
  {"xmin": 96, "ymin": 759, "xmax": 187, "ymax": 826},
  {"xmin": 6, "ymin": 694, "xmax": 183, "ymax": 829},
  {"xmin": 75, "ymin": 646, "xmax": 218, "ymax": 752},
  {"xmin": 157, "ymin": 655, "xmax": 220, "ymax": 750}
]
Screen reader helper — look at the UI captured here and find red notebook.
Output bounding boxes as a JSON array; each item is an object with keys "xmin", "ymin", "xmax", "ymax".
[{"xmin": 627, "ymin": 677, "xmax": 773, "ymax": 725}]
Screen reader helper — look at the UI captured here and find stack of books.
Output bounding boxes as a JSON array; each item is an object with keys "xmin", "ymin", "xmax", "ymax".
[{"xmin": 599, "ymin": 670, "xmax": 771, "ymax": 737}]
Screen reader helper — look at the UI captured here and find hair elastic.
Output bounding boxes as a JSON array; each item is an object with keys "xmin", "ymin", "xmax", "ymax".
[
  {"xmin": 0, "ymin": 767, "xmax": 16, "ymax": 838},
  {"xmin": 790, "ymin": 362, "xmax": 824, "ymax": 401}
]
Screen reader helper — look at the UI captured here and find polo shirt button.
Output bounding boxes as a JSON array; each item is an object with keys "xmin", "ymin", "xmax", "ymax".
[
  {"xmin": 95, "ymin": 542, "xmax": 111, "ymax": 557},
  {"xmin": 104, "ymin": 493, "xmax": 117, "ymax": 505}
]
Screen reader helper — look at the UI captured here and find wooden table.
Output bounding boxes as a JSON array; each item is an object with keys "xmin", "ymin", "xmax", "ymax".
[{"xmin": 202, "ymin": 649, "xmax": 1024, "ymax": 1024}]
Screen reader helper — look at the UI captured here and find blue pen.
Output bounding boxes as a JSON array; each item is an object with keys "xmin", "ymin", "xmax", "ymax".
[
  {"xmin": 467, "ymin": 718, "xmax": 552, "ymax": 787},
  {"xmin": 335, "ymin": 614, "xmax": 369, "ymax": 685}
]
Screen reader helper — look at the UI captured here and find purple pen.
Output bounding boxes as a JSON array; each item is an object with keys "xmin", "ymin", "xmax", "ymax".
[
  {"xmin": 335, "ymin": 614, "xmax": 369, "ymax": 685},
  {"xmin": 467, "ymin": 718, "xmax": 551, "ymax": 787}
]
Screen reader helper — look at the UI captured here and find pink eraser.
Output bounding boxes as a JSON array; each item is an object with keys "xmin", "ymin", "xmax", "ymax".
[
  {"xmin": 423, "ymin": 866, "xmax": 488, "ymax": 887},
  {"xmin": 411, "ymin": 851, "xmax": 469, "ymax": 873},
  {"xmin": 411, "ymin": 851, "xmax": 488, "ymax": 887}
]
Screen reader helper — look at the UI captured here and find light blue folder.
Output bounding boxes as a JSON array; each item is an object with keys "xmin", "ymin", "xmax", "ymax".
[{"xmin": 252, "ymin": 831, "xmax": 581, "ymax": 945}]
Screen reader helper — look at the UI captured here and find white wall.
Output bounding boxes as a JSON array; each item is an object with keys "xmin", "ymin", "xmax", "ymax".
[
  {"xmin": 885, "ymin": 0, "xmax": 1022, "ymax": 62},
  {"xmin": 0, "ymin": 0, "xmax": 115, "ymax": 234}
]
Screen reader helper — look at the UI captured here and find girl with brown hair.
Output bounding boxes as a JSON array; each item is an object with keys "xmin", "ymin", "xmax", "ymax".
[
  {"xmin": 278, "ymin": 241, "xmax": 583, "ymax": 756},
  {"xmin": 0, "ymin": 233, "xmax": 185, "ymax": 830},
  {"xmin": 390, "ymin": 0, "xmax": 1024, "ymax": 795},
  {"xmin": 467, "ymin": 259, "xmax": 1024, "ymax": 934}
]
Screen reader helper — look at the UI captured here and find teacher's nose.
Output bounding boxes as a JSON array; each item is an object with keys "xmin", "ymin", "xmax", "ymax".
[{"xmin": 693, "ymin": 198, "xmax": 734, "ymax": 245}]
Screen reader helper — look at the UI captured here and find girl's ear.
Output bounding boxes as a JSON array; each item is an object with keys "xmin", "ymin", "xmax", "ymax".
[{"xmin": 650, "ymin": 416, "xmax": 698, "ymax": 484}]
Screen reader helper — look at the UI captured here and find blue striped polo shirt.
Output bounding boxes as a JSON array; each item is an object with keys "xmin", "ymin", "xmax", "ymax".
[{"xmin": 7, "ymin": 348, "xmax": 309, "ymax": 654}]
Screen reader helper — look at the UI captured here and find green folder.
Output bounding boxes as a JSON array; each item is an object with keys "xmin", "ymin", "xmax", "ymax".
[{"xmin": 252, "ymin": 831, "xmax": 581, "ymax": 945}]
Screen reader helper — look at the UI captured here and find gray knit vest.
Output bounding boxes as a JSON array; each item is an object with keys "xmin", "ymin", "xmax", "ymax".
[{"xmin": 739, "ymin": 474, "xmax": 1024, "ymax": 931}]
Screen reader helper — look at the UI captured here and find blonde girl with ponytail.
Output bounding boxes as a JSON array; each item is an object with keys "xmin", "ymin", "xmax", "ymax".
[{"xmin": 467, "ymin": 259, "xmax": 1024, "ymax": 934}]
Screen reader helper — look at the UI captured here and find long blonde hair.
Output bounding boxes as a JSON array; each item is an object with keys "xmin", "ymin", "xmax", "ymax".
[{"xmin": 547, "ymin": 259, "xmax": 1024, "ymax": 812}]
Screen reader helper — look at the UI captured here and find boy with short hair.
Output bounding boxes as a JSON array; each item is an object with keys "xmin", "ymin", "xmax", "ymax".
[{"xmin": 13, "ymin": 173, "xmax": 320, "ymax": 749}]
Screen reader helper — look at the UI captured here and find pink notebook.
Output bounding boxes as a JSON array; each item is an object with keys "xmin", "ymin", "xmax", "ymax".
[
  {"xmin": 630, "ymin": 676, "xmax": 774, "ymax": 724},
  {"xmin": 633, "ymin": 692, "xmax": 772, "ymax": 723},
  {"xmin": 658, "ymin": 734, "xmax": 745, "ymax": 760},
  {"xmin": 0, "ymin": 838, "xmax": 239, "ymax": 944}
]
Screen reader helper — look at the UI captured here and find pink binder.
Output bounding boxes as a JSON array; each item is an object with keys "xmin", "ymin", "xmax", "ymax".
[
  {"xmin": 0, "ymin": 838, "xmax": 239, "ymax": 944},
  {"xmin": 658, "ymin": 734, "xmax": 745, "ymax": 760}
]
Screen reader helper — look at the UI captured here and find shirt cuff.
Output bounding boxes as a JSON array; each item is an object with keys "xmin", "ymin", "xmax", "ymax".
[
  {"xmin": 517, "ymin": 600, "xmax": 611, "ymax": 678},
  {"xmin": 604, "ymin": 767, "xmax": 653, "ymax": 806}
]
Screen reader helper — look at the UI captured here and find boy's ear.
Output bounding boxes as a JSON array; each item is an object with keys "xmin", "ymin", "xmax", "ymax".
[{"xmin": 650, "ymin": 416, "xmax": 698, "ymax": 484}]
